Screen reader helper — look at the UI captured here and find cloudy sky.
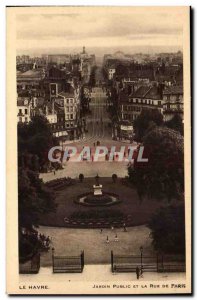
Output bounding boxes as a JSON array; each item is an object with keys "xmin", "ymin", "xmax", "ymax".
[{"xmin": 16, "ymin": 7, "xmax": 185, "ymax": 55}]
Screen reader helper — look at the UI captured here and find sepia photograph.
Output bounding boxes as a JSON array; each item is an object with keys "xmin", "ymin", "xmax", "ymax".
[{"xmin": 6, "ymin": 6, "xmax": 191, "ymax": 294}]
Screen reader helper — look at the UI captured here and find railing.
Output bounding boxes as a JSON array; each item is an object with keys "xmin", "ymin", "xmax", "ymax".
[
  {"xmin": 111, "ymin": 251, "xmax": 185, "ymax": 273},
  {"xmin": 52, "ymin": 248, "xmax": 84, "ymax": 273},
  {"xmin": 19, "ymin": 253, "xmax": 40, "ymax": 274}
]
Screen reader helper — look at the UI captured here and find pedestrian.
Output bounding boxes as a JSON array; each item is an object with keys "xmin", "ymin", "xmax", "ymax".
[
  {"xmin": 100, "ymin": 229, "xmax": 103, "ymax": 234},
  {"xmin": 111, "ymin": 226, "xmax": 114, "ymax": 231},
  {"xmin": 136, "ymin": 266, "xmax": 140, "ymax": 280},
  {"xmin": 106, "ymin": 236, "xmax": 109, "ymax": 243},
  {"xmin": 114, "ymin": 234, "xmax": 119, "ymax": 242},
  {"xmin": 54, "ymin": 170, "xmax": 56, "ymax": 175},
  {"xmin": 123, "ymin": 223, "xmax": 127, "ymax": 232}
]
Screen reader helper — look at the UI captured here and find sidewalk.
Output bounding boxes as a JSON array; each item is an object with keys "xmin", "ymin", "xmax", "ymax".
[{"xmin": 19, "ymin": 264, "xmax": 186, "ymax": 282}]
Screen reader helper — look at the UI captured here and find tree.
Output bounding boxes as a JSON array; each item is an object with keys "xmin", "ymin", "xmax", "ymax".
[
  {"xmin": 18, "ymin": 115, "xmax": 57, "ymax": 170},
  {"xmin": 148, "ymin": 203, "xmax": 185, "ymax": 255},
  {"xmin": 165, "ymin": 114, "xmax": 183, "ymax": 135},
  {"xmin": 128, "ymin": 127, "xmax": 184, "ymax": 202},
  {"xmin": 17, "ymin": 116, "xmax": 58, "ymax": 259},
  {"xmin": 18, "ymin": 167, "xmax": 56, "ymax": 229},
  {"xmin": 133, "ymin": 109, "xmax": 164, "ymax": 142}
]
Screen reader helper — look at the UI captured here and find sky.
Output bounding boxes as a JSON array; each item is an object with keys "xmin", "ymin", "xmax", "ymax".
[{"xmin": 16, "ymin": 7, "xmax": 185, "ymax": 56}]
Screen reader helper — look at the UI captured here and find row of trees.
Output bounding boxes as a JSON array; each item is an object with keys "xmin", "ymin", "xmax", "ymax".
[
  {"xmin": 129, "ymin": 109, "xmax": 185, "ymax": 255},
  {"xmin": 18, "ymin": 116, "xmax": 57, "ymax": 259}
]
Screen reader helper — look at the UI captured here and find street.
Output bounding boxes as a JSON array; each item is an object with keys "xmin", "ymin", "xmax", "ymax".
[{"xmin": 41, "ymin": 69, "xmax": 134, "ymax": 181}]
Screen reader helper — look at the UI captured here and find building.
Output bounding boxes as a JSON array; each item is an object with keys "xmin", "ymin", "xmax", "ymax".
[
  {"xmin": 17, "ymin": 98, "xmax": 31, "ymax": 123},
  {"xmin": 46, "ymin": 54, "xmax": 71, "ymax": 65},
  {"xmin": 17, "ymin": 69, "xmax": 45, "ymax": 91},
  {"xmin": 45, "ymin": 102, "xmax": 57, "ymax": 124},
  {"xmin": 54, "ymin": 88, "xmax": 80, "ymax": 139},
  {"xmin": 108, "ymin": 67, "xmax": 116, "ymax": 80},
  {"xmin": 119, "ymin": 85, "xmax": 164, "ymax": 123},
  {"xmin": 163, "ymin": 86, "xmax": 183, "ymax": 121}
]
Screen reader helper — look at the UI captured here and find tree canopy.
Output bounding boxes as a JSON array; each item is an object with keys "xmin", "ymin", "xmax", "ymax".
[
  {"xmin": 128, "ymin": 126, "xmax": 184, "ymax": 202},
  {"xmin": 165, "ymin": 114, "xmax": 184, "ymax": 136},
  {"xmin": 133, "ymin": 109, "xmax": 164, "ymax": 142},
  {"xmin": 148, "ymin": 203, "xmax": 185, "ymax": 254},
  {"xmin": 18, "ymin": 167, "xmax": 56, "ymax": 229},
  {"xmin": 18, "ymin": 115, "xmax": 57, "ymax": 258},
  {"xmin": 18, "ymin": 115, "xmax": 57, "ymax": 170}
]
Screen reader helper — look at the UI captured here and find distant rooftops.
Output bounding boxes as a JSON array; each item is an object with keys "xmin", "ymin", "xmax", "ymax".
[
  {"xmin": 163, "ymin": 86, "xmax": 183, "ymax": 95},
  {"xmin": 130, "ymin": 85, "xmax": 163, "ymax": 100},
  {"xmin": 18, "ymin": 70, "xmax": 42, "ymax": 77},
  {"xmin": 58, "ymin": 90, "xmax": 75, "ymax": 98}
]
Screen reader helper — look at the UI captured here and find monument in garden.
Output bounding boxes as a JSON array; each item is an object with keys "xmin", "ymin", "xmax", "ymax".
[
  {"xmin": 75, "ymin": 174, "xmax": 120, "ymax": 206},
  {"xmin": 93, "ymin": 174, "xmax": 102, "ymax": 195}
]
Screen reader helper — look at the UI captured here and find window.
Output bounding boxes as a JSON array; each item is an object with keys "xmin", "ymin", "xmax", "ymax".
[
  {"xmin": 158, "ymin": 101, "xmax": 161, "ymax": 106},
  {"xmin": 25, "ymin": 109, "xmax": 28, "ymax": 114},
  {"xmin": 70, "ymin": 114, "xmax": 73, "ymax": 120},
  {"xmin": 66, "ymin": 123, "xmax": 69, "ymax": 127},
  {"xmin": 19, "ymin": 109, "xmax": 22, "ymax": 114},
  {"xmin": 19, "ymin": 117, "xmax": 22, "ymax": 122},
  {"xmin": 66, "ymin": 99, "xmax": 69, "ymax": 104}
]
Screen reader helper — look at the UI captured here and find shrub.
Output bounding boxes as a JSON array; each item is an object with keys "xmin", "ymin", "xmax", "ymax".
[{"xmin": 112, "ymin": 174, "xmax": 118, "ymax": 183}]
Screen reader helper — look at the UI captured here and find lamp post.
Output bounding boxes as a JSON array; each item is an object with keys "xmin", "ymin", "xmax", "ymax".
[
  {"xmin": 140, "ymin": 246, "xmax": 143, "ymax": 268},
  {"xmin": 52, "ymin": 247, "xmax": 55, "ymax": 273}
]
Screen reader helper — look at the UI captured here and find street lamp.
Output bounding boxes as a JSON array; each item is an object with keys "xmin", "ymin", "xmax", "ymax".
[{"xmin": 140, "ymin": 246, "xmax": 143, "ymax": 268}]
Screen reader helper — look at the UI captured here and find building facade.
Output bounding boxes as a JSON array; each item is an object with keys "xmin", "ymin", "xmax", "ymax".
[{"xmin": 163, "ymin": 86, "xmax": 183, "ymax": 121}]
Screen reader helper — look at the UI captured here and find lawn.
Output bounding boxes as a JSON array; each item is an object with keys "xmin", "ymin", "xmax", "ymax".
[{"xmin": 40, "ymin": 177, "xmax": 162, "ymax": 228}]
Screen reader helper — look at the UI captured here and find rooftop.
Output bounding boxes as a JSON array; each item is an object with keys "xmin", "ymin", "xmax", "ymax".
[
  {"xmin": 17, "ymin": 98, "xmax": 30, "ymax": 106},
  {"xmin": 58, "ymin": 90, "xmax": 75, "ymax": 98},
  {"xmin": 163, "ymin": 86, "xmax": 183, "ymax": 95}
]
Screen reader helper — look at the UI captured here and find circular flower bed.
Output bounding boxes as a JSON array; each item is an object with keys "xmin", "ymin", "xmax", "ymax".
[{"xmin": 75, "ymin": 192, "xmax": 121, "ymax": 207}]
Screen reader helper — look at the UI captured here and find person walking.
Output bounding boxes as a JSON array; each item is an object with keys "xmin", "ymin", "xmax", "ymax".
[
  {"xmin": 114, "ymin": 234, "xmax": 119, "ymax": 242},
  {"xmin": 100, "ymin": 229, "xmax": 103, "ymax": 234},
  {"xmin": 136, "ymin": 266, "xmax": 140, "ymax": 280},
  {"xmin": 106, "ymin": 236, "xmax": 109, "ymax": 243}
]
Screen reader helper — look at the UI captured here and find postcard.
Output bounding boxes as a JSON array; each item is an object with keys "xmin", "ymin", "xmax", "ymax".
[{"xmin": 6, "ymin": 6, "xmax": 191, "ymax": 294}]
